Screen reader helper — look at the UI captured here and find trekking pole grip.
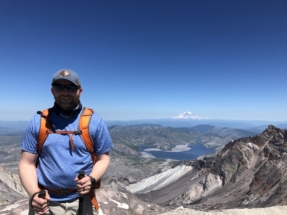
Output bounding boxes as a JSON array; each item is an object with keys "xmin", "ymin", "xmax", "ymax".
[
  {"xmin": 38, "ymin": 190, "xmax": 46, "ymax": 199},
  {"xmin": 29, "ymin": 190, "xmax": 46, "ymax": 209},
  {"xmin": 78, "ymin": 170, "xmax": 85, "ymax": 180},
  {"xmin": 78, "ymin": 170, "xmax": 85, "ymax": 215}
]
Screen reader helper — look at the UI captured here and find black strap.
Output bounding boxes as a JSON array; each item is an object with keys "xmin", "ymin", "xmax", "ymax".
[{"xmin": 29, "ymin": 191, "xmax": 42, "ymax": 208}]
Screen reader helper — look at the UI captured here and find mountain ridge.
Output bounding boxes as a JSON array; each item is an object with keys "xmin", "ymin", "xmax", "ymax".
[
  {"xmin": 2, "ymin": 118, "xmax": 287, "ymax": 131},
  {"xmin": 126, "ymin": 125, "xmax": 287, "ymax": 211},
  {"xmin": 2, "ymin": 125, "xmax": 287, "ymax": 214}
]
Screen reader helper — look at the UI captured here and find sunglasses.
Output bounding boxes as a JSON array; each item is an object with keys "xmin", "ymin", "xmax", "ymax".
[{"xmin": 53, "ymin": 85, "xmax": 80, "ymax": 92}]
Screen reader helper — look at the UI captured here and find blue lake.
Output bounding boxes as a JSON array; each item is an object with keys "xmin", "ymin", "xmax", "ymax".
[{"xmin": 140, "ymin": 143, "xmax": 215, "ymax": 160}]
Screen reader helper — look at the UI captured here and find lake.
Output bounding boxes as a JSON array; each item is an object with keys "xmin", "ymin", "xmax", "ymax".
[{"xmin": 139, "ymin": 143, "xmax": 215, "ymax": 160}]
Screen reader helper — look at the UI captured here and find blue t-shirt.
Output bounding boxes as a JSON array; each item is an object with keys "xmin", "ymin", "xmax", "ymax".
[{"xmin": 21, "ymin": 108, "xmax": 114, "ymax": 201}]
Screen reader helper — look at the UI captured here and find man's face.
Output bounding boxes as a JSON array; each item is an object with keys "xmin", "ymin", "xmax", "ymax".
[{"xmin": 51, "ymin": 79, "xmax": 82, "ymax": 111}]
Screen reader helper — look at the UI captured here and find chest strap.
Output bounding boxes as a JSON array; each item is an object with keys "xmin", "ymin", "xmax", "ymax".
[{"xmin": 46, "ymin": 130, "xmax": 81, "ymax": 150}]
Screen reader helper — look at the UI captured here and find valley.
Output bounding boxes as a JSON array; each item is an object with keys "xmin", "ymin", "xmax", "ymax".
[{"xmin": 2, "ymin": 122, "xmax": 286, "ymax": 214}]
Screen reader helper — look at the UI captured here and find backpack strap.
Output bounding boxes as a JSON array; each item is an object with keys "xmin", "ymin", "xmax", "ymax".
[
  {"xmin": 79, "ymin": 108, "xmax": 101, "ymax": 190},
  {"xmin": 79, "ymin": 108, "xmax": 101, "ymax": 210},
  {"xmin": 79, "ymin": 108, "xmax": 96, "ymax": 162},
  {"xmin": 35, "ymin": 109, "xmax": 51, "ymax": 166},
  {"xmin": 37, "ymin": 109, "xmax": 51, "ymax": 155},
  {"xmin": 37, "ymin": 109, "xmax": 80, "ymax": 154}
]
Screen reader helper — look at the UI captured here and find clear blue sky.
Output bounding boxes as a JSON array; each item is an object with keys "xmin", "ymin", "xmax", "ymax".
[{"xmin": 1, "ymin": 0, "xmax": 287, "ymax": 121}]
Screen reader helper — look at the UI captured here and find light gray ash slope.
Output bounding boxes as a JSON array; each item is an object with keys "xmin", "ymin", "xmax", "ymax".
[{"xmin": 127, "ymin": 125, "xmax": 287, "ymax": 211}]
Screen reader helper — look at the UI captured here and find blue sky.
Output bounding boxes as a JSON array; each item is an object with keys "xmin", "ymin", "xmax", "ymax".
[{"xmin": 1, "ymin": 0, "xmax": 287, "ymax": 121}]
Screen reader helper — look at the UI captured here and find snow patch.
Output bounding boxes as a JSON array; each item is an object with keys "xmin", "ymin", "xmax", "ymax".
[
  {"xmin": 144, "ymin": 148, "xmax": 162, "ymax": 152},
  {"xmin": 126, "ymin": 165, "xmax": 193, "ymax": 194},
  {"xmin": 140, "ymin": 151, "xmax": 156, "ymax": 158},
  {"xmin": 108, "ymin": 198, "xmax": 129, "ymax": 209},
  {"xmin": 98, "ymin": 208, "xmax": 107, "ymax": 215},
  {"xmin": 121, "ymin": 193, "xmax": 128, "ymax": 199},
  {"xmin": 173, "ymin": 111, "xmax": 205, "ymax": 120},
  {"xmin": 170, "ymin": 145, "xmax": 191, "ymax": 152},
  {"xmin": 20, "ymin": 209, "xmax": 29, "ymax": 215},
  {"xmin": 0, "ymin": 203, "xmax": 20, "ymax": 212}
]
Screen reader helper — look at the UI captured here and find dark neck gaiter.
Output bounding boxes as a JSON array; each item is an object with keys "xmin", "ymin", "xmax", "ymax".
[{"xmin": 52, "ymin": 101, "xmax": 82, "ymax": 118}]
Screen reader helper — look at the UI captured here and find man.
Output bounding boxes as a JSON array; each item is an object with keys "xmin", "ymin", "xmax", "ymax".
[{"xmin": 19, "ymin": 69, "xmax": 113, "ymax": 215}]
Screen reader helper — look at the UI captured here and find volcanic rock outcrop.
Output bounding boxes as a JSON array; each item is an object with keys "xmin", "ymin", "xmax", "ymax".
[
  {"xmin": 0, "ymin": 165, "xmax": 27, "ymax": 206},
  {"xmin": 127, "ymin": 125, "xmax": 287, "ymax": 210}
]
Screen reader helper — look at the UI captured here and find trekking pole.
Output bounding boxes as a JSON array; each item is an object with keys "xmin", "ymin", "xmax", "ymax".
[
  {"xmin": 78, "ymin": 170, "xmax": 85, "ymax": 215},
  {"xmin": 29, "ymin": 190, "xmax": 46, "ymax": 209},
  {"xmin": 38, "ymin": 190, "xmax": 46, "ymax": 199}
]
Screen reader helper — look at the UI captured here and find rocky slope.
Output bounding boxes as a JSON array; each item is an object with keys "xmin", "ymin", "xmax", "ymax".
[
  {"xmin": 0, "ymin": 186, "xmax": 170, "ymax": 215},
  {"xmin": 0, "ymin": 165, "xmax": 27, "ymax": 206},
  {"xmin": 0, "ymin": 156, "xmax": 177, "ymax": 214},
  {"xmin": 161, "ymin": 205, "xmax": 287, "ymax": 215},
  {"xmin": 127, "ymin": 125, "xmax": 287, "ymax": 211},
  {"xmin": 0, "ymin": 134, "xmax": 22, "ymax": 174},
  {"xmin": 1, "ymin": 125, "xmax": 287, "ymax": 214}
]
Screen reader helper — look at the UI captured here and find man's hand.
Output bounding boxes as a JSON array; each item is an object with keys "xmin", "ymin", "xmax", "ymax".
[
  {"xmin": 75, "ymin": 175, "xmax": 92, "ymax": 196},
  {"xmin": 30, "ymin": 191, "xmax": 50, "ymax": 215}
]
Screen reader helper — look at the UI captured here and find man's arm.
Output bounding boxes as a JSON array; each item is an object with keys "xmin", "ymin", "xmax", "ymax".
[
  {"xmin": 75, "ymin": 152, "xmax": 110, "ymax": 194},
  {"xmin": 90, "ymin": 152, "xmax": 110, "ymax": 182},
  {"xmin": 18, "ymin": 150, "xmax": 50, "ymax": 214},
  {"xmin": 18, "ymin": 150, "xmax": 39, "ymax": 197}
]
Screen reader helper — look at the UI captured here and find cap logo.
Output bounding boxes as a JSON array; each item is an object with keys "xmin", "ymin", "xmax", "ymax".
[{"xmin": 59, "ymin": 70, "xmax": 70, "ymax": 76}]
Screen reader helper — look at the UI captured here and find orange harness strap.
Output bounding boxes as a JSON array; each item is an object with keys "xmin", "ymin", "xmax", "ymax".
[
  {"xmin": 79, "ymin": 108, "xmax": 96, "ymax": 162},
  {"xmin": 38, "ymin": 109, "xmax": 81, "ymax": 151},
  {"xmin": 79, "ymin": 108, "xmax": 101, "ymax": 210},
  {"xmin": 37, "ymin": 109, "xmax": 50, "ymax": 154},
  {"xmin": 89, "ymin": 190, "xmax": 100, "ymax": 210},
  {"xmin": 45, "ymin": 130, "xmax": 80, "ymax": 150},
  {"xmin": 79, "ymin": 108, "xmax": 101, "ymax": 189}
]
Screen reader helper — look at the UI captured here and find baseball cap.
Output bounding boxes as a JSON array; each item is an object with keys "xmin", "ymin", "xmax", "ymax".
[{"xmin": 51, "ymin": 69, "xmax": 81, "ymax": 86}]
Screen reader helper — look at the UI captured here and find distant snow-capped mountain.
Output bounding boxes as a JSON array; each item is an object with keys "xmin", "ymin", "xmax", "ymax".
[{"xmin": 173, "ymin": 111, "xmax": 205, "ymax": 120}]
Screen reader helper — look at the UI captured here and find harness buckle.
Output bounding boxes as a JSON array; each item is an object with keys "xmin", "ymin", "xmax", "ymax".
[
  {"xmin": 59, "ymin": 188, "xmax": 68, "ymax": 195},
  {"xmin": 75, "ymin": 130, "xmax": 82, "ymax": 135}
]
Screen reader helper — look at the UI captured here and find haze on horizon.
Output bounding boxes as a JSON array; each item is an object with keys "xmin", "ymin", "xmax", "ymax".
[{"xmin": 0, "ymin": 1, "xmax": 286, "ymax": 121}]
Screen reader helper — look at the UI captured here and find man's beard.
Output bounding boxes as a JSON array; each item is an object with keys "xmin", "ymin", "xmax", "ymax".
[
  {"xmin": 57, "ymin": 100, "xmax": 77, "ymax": 111},
  {"xmin": 53, "ymin": 100, "xmax": 82, "ymax": 117}
]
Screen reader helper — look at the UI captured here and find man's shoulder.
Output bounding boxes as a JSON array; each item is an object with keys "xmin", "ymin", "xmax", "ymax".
[
  {"xmin": 85, "ymin": 110, "xmax": 108, "ymax": 128},
  {"xmin": 30, "ymin": 112, "xmax": 42, "ymax": 123},
  {"xmin": 24, "ymin": 113, "xmax": 42, "ymax": 134},
  {"xmin": 83, "ymin": 108, "xmax": 101, "ymax": 120}
]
